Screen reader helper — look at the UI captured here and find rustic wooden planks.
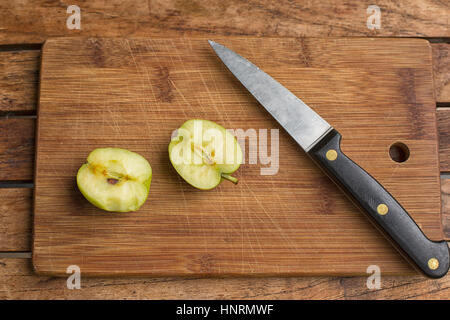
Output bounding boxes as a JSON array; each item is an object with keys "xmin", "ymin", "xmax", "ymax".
[
  {"xmin": 0, "ymin": 50, "xmax": 40, "ymax": 113},
  {"xmin": 0, "ymin": 38, "xmax": 449, "ymax": 297},
  {"xmin": 0, "ymin": 188, "xmax": 32, "ymax": 251},
  {"xmin": 0, "ymin": 0, "xmax": 447, "ymax": 299},
  {"xmin": 0, "ymin": 0, "xmax": 449, "ymax": 44},
  {"xmin": 33, "ymin": 37, "xmax": 442, "ymax": 276},
  {"xmin": 0, "ymin": 118, "xmax": 35, "ymax": 181},
  {"xmin": 438, "ymin": 110, "xmax": 450, "ymax": 172},
  {"xmin": 443, "ymin": 180, "xmax": 450, "ymax": 238},
  {"xmin": 432, "ymin": 43, "xmax": 450, "ymax": 104},
  {"xmin": 1, "ymin": 258, "xmax": 450, "ymax": 299}
]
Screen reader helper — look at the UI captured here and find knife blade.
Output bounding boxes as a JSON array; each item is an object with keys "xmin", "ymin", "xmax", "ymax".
[{"xmin": 209, "ymin": 40, "xmax": 450, "ymax": 278}]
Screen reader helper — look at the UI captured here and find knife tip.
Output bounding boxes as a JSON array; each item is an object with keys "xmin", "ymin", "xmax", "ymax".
[{"xmin": 208, "ymin": 40, "xmax": 216, "ymax": 47}]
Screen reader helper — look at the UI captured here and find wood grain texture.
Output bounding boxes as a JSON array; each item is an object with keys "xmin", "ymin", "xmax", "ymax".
[
  {"xmin": 432, "ymin": 43, "xmax": 450, "ymax": 103},
  {"xmin": 0, "ymin": 0, "xmax": 449, "ymax": 45},
  {"xmin": 443, "ymin": 178, "xmax": 450, "ymax": 241},
  {"xmin": 33, "ymin": 37, "xmax": 442, "ymax": 276},
  {"xmin": 442, "ymin": 179, "xmax": 450, "ymax": 238},
  {"xmin": 0, "ymin": 45, "xmax": 448, "ymax": 174},
  {"xmin": 0, "ymin": 41, "xmax": 446, "ymax": 252},
  {"xmin": 1, "ymin": 258, "xmax": 450, "ymax": 299},
  {"xmin": 0, "ymin": 50, "xmax": 40, "ymax": 113},
  {"xmin": 0, "ymin": 0, "xmax": 447, "ymax": 299},
  {"xmin": 0, "ymin": 179, "xmax": 445, "ymax": 259},
  {"xmin": 0, "ymin": 48, "xmax": 447, "ymax": 114},
  {"xmin": 0, "ymin": 118, "xmax": 35, "ymax": 181},
  {"xmin": 437, "ymin": 109, "xmax": 450, "ymax": 172},
  {"xmin": 441, "ymin": 179, "xmax": 450, "ymax": 239},
  {"xmin": 0, "ymin": 188, "xmax": 32, "ymax": 251}
]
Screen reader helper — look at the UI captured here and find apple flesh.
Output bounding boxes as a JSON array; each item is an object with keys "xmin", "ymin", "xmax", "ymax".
[
  {"xmin": 169, "ymin": 119, "xmax": 242, "ymax": 190},
  {"xmin": 77, "ymin": 148, "xmax": 152, "ymax": 212}
]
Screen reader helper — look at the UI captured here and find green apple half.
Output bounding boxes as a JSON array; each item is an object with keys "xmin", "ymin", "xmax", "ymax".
[
  {"xmin": 169, "ymin": 119, "xmax": 243, "ymax": 190},
  {"xmin": 77, "ymin": 148, "xmax": 152, "ymax": 212}
]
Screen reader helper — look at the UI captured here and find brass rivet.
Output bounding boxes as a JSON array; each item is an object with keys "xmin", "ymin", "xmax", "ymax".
[
  {"xmin": 326, "ymin": 149, "xmax": 338, "ymax": 161},
  {"xmin": 377, "ymin": 204, "xmax": 388, "ymax": 215},
  {"xmin": 428, "ymin": 258, "xmax": 439, "ymax": 270}
]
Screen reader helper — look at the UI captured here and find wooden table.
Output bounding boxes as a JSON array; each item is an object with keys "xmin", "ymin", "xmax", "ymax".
[{"xmin": 1, "ymin": 0, "xmax": 450, "ymax": 299}]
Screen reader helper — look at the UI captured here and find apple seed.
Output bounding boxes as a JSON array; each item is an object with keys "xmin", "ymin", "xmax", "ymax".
[{"xmin": 107, "ymin": 178, "xmax": 119, "ymax": 185}]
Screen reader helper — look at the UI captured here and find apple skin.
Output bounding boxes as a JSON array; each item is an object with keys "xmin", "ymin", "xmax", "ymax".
[
  {"xmin": 168, "ymin": 119, "xmax": 242, "ymax": 190},
  {"xmin": 76, "ymin": 148, "xmax": 152, "ymax": 212}
]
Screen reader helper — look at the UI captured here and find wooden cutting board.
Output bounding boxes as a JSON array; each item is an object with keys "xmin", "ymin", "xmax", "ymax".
[{"xmin": 34, "ymin": 37, "xmax": 443, "ymax": 276}]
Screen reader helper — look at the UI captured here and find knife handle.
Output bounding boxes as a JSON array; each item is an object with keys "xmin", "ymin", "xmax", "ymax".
[{"xmin": 309, "ymin": 129, "xmax": 449, "ymax": 278}]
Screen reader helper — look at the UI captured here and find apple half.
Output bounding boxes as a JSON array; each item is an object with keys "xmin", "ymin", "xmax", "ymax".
[
  {"xmin": 169, "ymin": 119, "xmax": 242, "ymax": 190},
  {"xmin": 77, "ymin": 148, "xmax": 152, "ymax": 212}
]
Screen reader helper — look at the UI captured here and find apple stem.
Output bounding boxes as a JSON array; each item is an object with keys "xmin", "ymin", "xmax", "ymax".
[{"xmin": 221, "ymin": 173, "xmax": 238, "ymax": 184}]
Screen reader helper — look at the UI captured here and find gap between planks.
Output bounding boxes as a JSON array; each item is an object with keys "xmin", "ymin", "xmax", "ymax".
[{"xmin": 0, "ymin": 252, "xmax": 31, "ymax": 258}]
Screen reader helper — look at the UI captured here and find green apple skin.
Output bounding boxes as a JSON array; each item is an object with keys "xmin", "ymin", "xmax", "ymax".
[
  {"xmin": 77, "ymin": 148, "xmax": 152, "ymax": 212},
  {"xmin": 168, "ymin": 119, "xmax": 242, "ymax": 190}
]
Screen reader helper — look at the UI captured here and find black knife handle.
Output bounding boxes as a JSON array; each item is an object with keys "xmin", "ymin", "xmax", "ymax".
[{"xmin": 309, "ymin": 129, "xmax": 449, "ymax": 278}]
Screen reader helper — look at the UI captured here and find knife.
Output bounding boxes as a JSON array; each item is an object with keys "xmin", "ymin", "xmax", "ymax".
[{"xmin": 209, "ymin": 40, "xmax": 450, "ymax": 278}]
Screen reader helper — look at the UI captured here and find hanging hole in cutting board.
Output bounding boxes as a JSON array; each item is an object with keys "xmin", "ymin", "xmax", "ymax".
[{"xmin": 389, "ymin": 142, "xmax": 410, "ymax": 163}]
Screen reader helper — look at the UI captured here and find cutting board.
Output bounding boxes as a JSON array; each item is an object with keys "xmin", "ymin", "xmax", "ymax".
[{"xmin": 34, "ymin": 37, "xmax": 443, "ymax": 276}]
